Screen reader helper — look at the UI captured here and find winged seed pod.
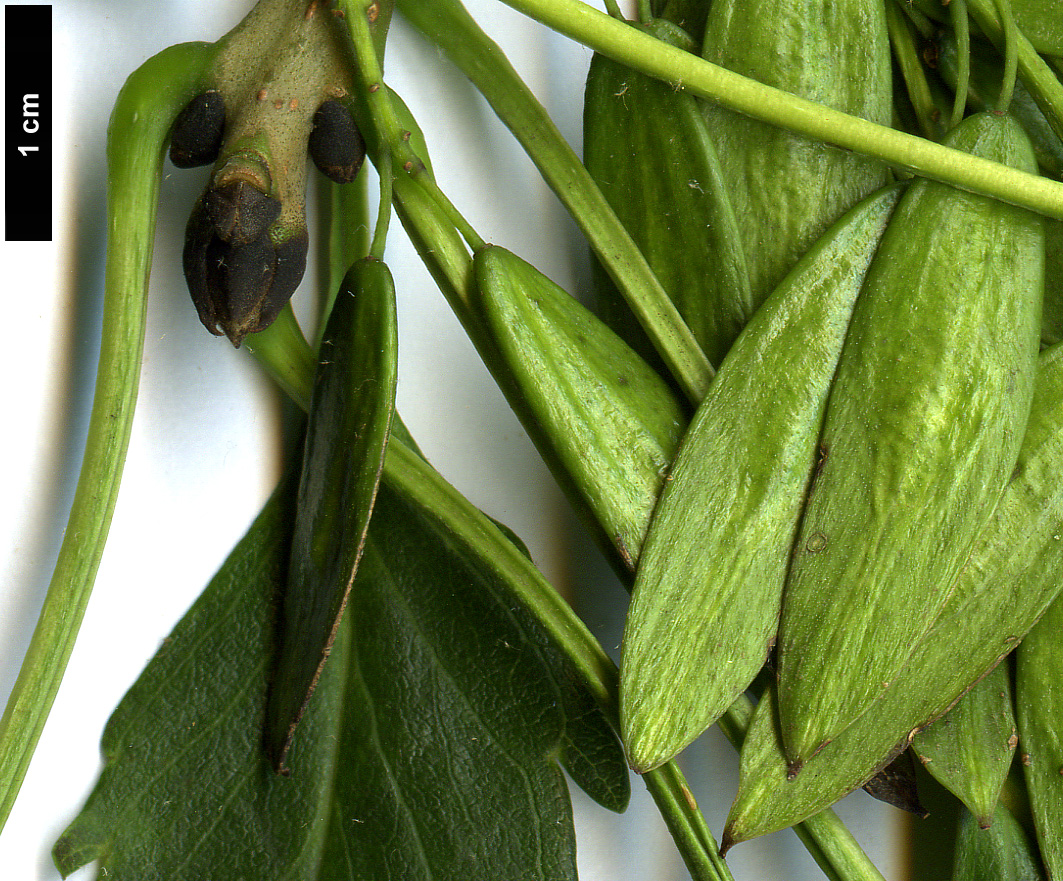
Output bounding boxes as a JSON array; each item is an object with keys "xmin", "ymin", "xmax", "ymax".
[
  {"xmin": 619, "ymin": 185, "xmax": 903, "ymax": 773},
  {"xmin": 700, "ymin": 0, "xmax": 892, "ymax": 311},
  {"xmin": 912, "ymin": 662, "xmax": 1017, "ymax": 828},
  {"xmin": 1016, "ymin": 585, "xmax": 1063, "ymax": 879},
  {"xmin": 583, "ymin": 18, "xmax": 751, "ymax": 367},
  {"xmin": 724, "ymin": 341, "xmax": 1063, "ymax": 848},
  {"xmin": 475, "ymin": 245, "xmax": 685, "ymax": 570},
  {"xmin": 775, "ymin": 112, "xmax": 1043, "ymax": 769}
]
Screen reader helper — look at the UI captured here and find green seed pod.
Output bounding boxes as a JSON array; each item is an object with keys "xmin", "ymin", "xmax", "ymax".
[
  {"xmin": 700, "ymin": 0, "xmax": 892, "ymax": 311},
  {"xmin": 1045, "ymin": 219, "xmax": 1063, "ymax": 347},
  {"xmin": 650, "ymin": 0, "xmax": 710, "ymax": 50},
  {"xmin": 1016, "ymin": 586, "xmax": 1063, "ymax": 879},
  {"xmin": 476, "ymin": 245, "xmax": 685, "ymax": 569},
  {"xmin": 952, "ymin": 804, "xmax": 1043, "ymax": 881},
  {"xmin": 933, "ymin": 32, "xmax": 1063, "ymax": 350},
  {"xmin": 583, "ymin": 19, "xmax": 750, "ymax": 367},
  {"xmin": 776, "ymin": 112, "xmax": 1043, "ymax": 769},
  {"xmin": 724, "ymin": 342, "xmax": 1063, "ymax": 847},
  {"xmin": 935, "ymin": 33, "xmax": 1063, "ymax": 179},
  {"xmin": 912, "ymin": 662, "xmax": 1017, "ymax": 828},
  {"xmin": 619, "ymin": 185, "xmax": 903, "ymax": 773}
]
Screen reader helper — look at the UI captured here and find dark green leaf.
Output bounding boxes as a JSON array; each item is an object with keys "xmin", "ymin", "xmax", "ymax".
[
  {"xmin": 266, "ymin": 257, "xmax": 397, "ymax": 770},
  {"xmin": 315, "ymin": 477, "xmax": 627, "ymax": 878},
  {"xmin": 52, "ymin": 474, "xmax": 345, "ymax": 880},
  {"xmin": 54, "ymin": 437, "xmax": 628, "ymax": 878}
]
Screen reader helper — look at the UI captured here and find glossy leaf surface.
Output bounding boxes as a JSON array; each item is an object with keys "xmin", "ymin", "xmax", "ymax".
[{"xmin": 266, "ymin": 258, "xmax": 397, "ymax": 769}]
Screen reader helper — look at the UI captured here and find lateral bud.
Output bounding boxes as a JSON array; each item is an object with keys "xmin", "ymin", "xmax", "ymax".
[
  {"xmin": 169, "ymin": 91, "xmax": 226, "ymax": 169},
  {"xmin": 308, "ymin": 99, "xmax": 366, "ymax": 184}
]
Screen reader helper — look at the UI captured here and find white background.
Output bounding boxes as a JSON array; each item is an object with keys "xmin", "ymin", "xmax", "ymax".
[{"xmin": 0, "ymin": 1, "xmax": 907, "ymax": 878}]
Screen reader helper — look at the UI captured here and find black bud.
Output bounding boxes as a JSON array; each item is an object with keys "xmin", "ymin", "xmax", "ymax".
[
  {"xmin": 169, "ymin": 91, "xmax": 226, "ymax": 169},
  {"xmin": 308, "ymin": 99, "xmax": 366, "ymax": 184},
  {"xmin": 263, "ymin": 232, "xmax": 309, "ymax": 326},
  {"xmin": 183, "ymin": 195, "xmax": 308, "ymax": 347},
  {"xmin": 183, "ymin": 198, "xmax": 223, "ymax": 336},
  {"xmin": 205, "ymin": 181, "xmax": 282, "ymax": 246}
]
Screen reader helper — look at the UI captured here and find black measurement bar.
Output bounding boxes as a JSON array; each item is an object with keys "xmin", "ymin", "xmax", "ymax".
[{"xmin": 6, "ymin": 5, "xmax": 52, "ymax": 242}]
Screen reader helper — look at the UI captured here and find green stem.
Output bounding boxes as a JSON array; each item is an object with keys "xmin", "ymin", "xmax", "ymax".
[
  {"xmin": 0, "ymin": 41, "xmax": 218, "ymax": 832},
  {"xmin": 243, "ymin": 304, "xmax": 316, "ymax": 409},
  {"xmin": 894, "ymin": 0, "xmax": 934, "ymax": 39},
  {"xmin": 395, "ymin": 0, "xmax": 714, "ymax": 403},
  {"xmin": 965, "ymin": 0, "xmax": 1063, "ymax": 142},
  {"xmin": 342, "ymin": 0, "xmax": 488, "ymax": 254},
  {"xmin": 320, "ymin": 171, "xmax": 370, "ymax": 341},
  {"xmin": 992, "ymin": 0, "xmax": 1017, "ymax": 112},
  {"xmin": 370, "ymin": 161, "xmax": 393, "ymax": 259},
  {"xmin": 948, "ymin": 0, "xmax": 971, "ymax": 130},
  {"xmin": 885, "ymin": 0, "xmax": 941, "ymax": 140},
  {"xmin": 642, "ymin": 763, "xmax": 737, "ymax": 881},
  {"xmin": 497, "ymin": 0, "xmax": 1063, "ymax": 220}
]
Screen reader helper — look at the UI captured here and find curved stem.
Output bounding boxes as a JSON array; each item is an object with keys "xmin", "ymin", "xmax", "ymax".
[
  {"xmin": 319, "ymin": 171, "xmax": 370, "ymax": 342},
  {"xmin": 948, "ymin": 0, "xmax": 970, "ymax": 130},
  {"xmin": 992, "ymin": 0, "xmax": 1017, "ymax": 112},
  {"xmin": 885, "ymin": 0, "xmax": 941, "ymax": 140},
  {"xmin": 963, "ymin": 0, "xmax": 1063, "ymax": 141},
  {"xmin": 0, "ymin": 41, "xmax": 218, "ymax": 831},
  {"xmin": 370, "ymin": 161, "xmax": 393, "ymax": 259},
  {"xmin": 498, "ymin": 0, "xmax": 1063, "ymax": 220},
  {"xmin": 395, "ymin": 0, "xmax": 714, "ymax": 403}
]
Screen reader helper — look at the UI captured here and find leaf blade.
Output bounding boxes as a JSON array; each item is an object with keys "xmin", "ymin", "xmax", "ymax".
[{"xmin": 266, "ymin": 257, "xmax": 398, "ymax": 769}]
